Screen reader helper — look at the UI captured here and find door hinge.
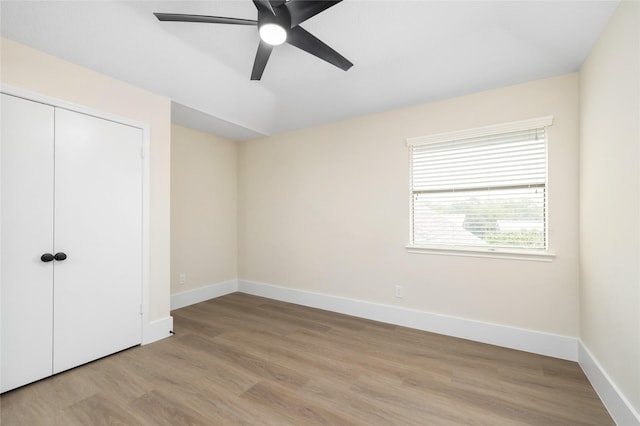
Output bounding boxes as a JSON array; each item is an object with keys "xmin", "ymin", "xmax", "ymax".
[{"xmin": 139, "ymin": 304, "xmax": 143, "ymax": 315}]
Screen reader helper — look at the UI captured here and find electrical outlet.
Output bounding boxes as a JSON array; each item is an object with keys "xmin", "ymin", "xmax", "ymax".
[
  {"xmin": 179, "ymin": 273, "xmax": 187, "ymax": 285},
  {"xmin": 395, "ymin": 285, "xmax": 404, "ymax": 298}
]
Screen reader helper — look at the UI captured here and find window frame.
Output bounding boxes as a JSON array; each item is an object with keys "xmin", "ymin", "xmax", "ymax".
[{"xmin": 406, "ymin": 116, "xmax": 556, "ymax": 262}]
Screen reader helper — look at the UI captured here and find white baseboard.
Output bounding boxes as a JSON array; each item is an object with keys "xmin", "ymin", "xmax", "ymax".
[
  {"xmin": 237, "ymin": 279, "xmax": 578, "ymax": 361},
  {"xmin": 142, "ymin": 316, "xmax": 174, "ymax": 345},
  {"xmin": 171, "ymin": 279, "xmax": 238, "ymax": 311},
  {"xmin": 578, "ymin": 342, "xmax": 640, "ymax": 425}
]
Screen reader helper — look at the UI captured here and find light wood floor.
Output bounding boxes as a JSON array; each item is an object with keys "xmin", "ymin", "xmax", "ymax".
[{"xmin": 1, "ymin": 293, "xmax": 614, "ymax": 425}]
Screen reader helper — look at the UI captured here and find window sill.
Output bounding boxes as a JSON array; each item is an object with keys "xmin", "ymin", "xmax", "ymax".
[{"xmin": 405, "ymin": 244, "xmax": 556, "ymax": 262}]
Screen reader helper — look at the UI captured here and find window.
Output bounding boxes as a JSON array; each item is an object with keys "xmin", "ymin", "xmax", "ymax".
[{"xmin": 407, "ymin": 116, "xmax": 553, "ymax": 258}]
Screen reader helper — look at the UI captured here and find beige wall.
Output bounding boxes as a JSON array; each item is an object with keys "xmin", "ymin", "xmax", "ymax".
[
  {"xmin": 580, "ymin": 0, "xmax": 640, "ymax": 413},
  {"xmin": 1, "ymin": 38, "xmax": 172, "ymax": 322},
  {"xmin": 171, "ymin": 124, "xmax": 237, "ymax": 293},
  {"xmin": 239, "ymin": 73, "xmax": 580, "ymax": 336}
]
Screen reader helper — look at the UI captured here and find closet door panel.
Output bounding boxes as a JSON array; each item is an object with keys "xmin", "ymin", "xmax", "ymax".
[
  {"xmin": 1, "ymin": 94, "xmax": 55, "ymax": 392},
  {"xmin": 53, "ymin": 109, "xmax": 142, "ymax": 373}
]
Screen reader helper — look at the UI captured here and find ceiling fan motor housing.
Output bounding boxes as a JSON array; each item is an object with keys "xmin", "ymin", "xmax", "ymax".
[{"xmin": 258, "ymin": 6, "xmax": 291, "ymax": 32}]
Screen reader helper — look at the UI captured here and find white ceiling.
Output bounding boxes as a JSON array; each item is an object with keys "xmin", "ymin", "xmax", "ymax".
[{"xmin": 1, "ymin": 1, "xmax": 618, "ymax": 141}]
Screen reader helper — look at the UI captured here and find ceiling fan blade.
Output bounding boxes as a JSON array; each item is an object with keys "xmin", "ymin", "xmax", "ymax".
[
  {"xmin": 286, "ymin": 26, "xmax": 353, "ymax": 71},
  {"xmin": 251, "ymin": 40, "xmax": 274, "ymax": 80},
  {"xmin": 154, "ymin": 13, "xmax": 257, "ymax": 25},
  {"xmin": 252, "ymin": 0, "xmax": 275, "ymax": 15},
  {"xmin": 285, "ymin": 0, "xmax": 342, "ymax": 27}
]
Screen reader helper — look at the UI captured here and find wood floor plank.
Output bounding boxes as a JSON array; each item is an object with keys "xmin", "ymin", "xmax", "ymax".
[
  {"xmin": 451, "ymin": 367, "xmax": 612, "ymax": 425},
  {"xmin": 128, "ymin": 389, "xmax": 215, "ymax": 425},
  {"xmin": 64, "ymin": 394, "xmax": 145, "ymax": 426},
  {"xmin": 257, "ymin": 301, "xmax": 369, "ymax": 332},
  {"xmin": 172, "ymin": 332, "xmax": 309, "ymax": 388},
  {"xmin": 299, "ymin": 377, "xmax": 421, "ymax": 426},
  {"xmin": 178, "ymin": 299, "xmax": 299, "ymax": 337},
  {"xmin": 240, "ymin": 380, "xmax": 359, "ymax": 425},
  {"xmin": 143, "ymin": 335, "xmax": 260, "ymax": 397},
  {"xmin": 214, "ymin": 329, "xmax": 361, "ymax": 382},
  {"xmin": 1, "ymin": 293, "xmax": 614, "ymax": 425},
  {"xmin": 350, "ymin": 372, "xmax": 505, "ymax": 426}
]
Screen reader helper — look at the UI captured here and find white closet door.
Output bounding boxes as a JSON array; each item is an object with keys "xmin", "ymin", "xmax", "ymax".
[
  {"xmin": 53, "ymin": 108, "xmax": 142, "ymax": 373},
  {"xmin": 1, "ymin": 94, "xmax": 55, "ymax": 392}
]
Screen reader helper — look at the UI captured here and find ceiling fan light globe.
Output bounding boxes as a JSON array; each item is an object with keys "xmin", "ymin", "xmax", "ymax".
[{"xmin": 259, "ymin": 23, "xmax": 287, "ymax": 45}]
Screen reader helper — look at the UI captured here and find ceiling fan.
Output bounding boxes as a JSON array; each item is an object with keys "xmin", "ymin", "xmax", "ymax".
[{"xmin": 154, "ymin": 0, "xmax": 353, "ymax": 80}]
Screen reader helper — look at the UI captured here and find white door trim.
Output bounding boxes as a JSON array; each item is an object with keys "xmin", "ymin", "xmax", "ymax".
[{"xmin": 1, "ymin": 83, "xmax": 152, "ymax": 344}]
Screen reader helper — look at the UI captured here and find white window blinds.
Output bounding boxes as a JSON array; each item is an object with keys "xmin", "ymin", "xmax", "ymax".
[{"xmin": 408, "ymin": 118, "xmax": 551, "ymax": 251}]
